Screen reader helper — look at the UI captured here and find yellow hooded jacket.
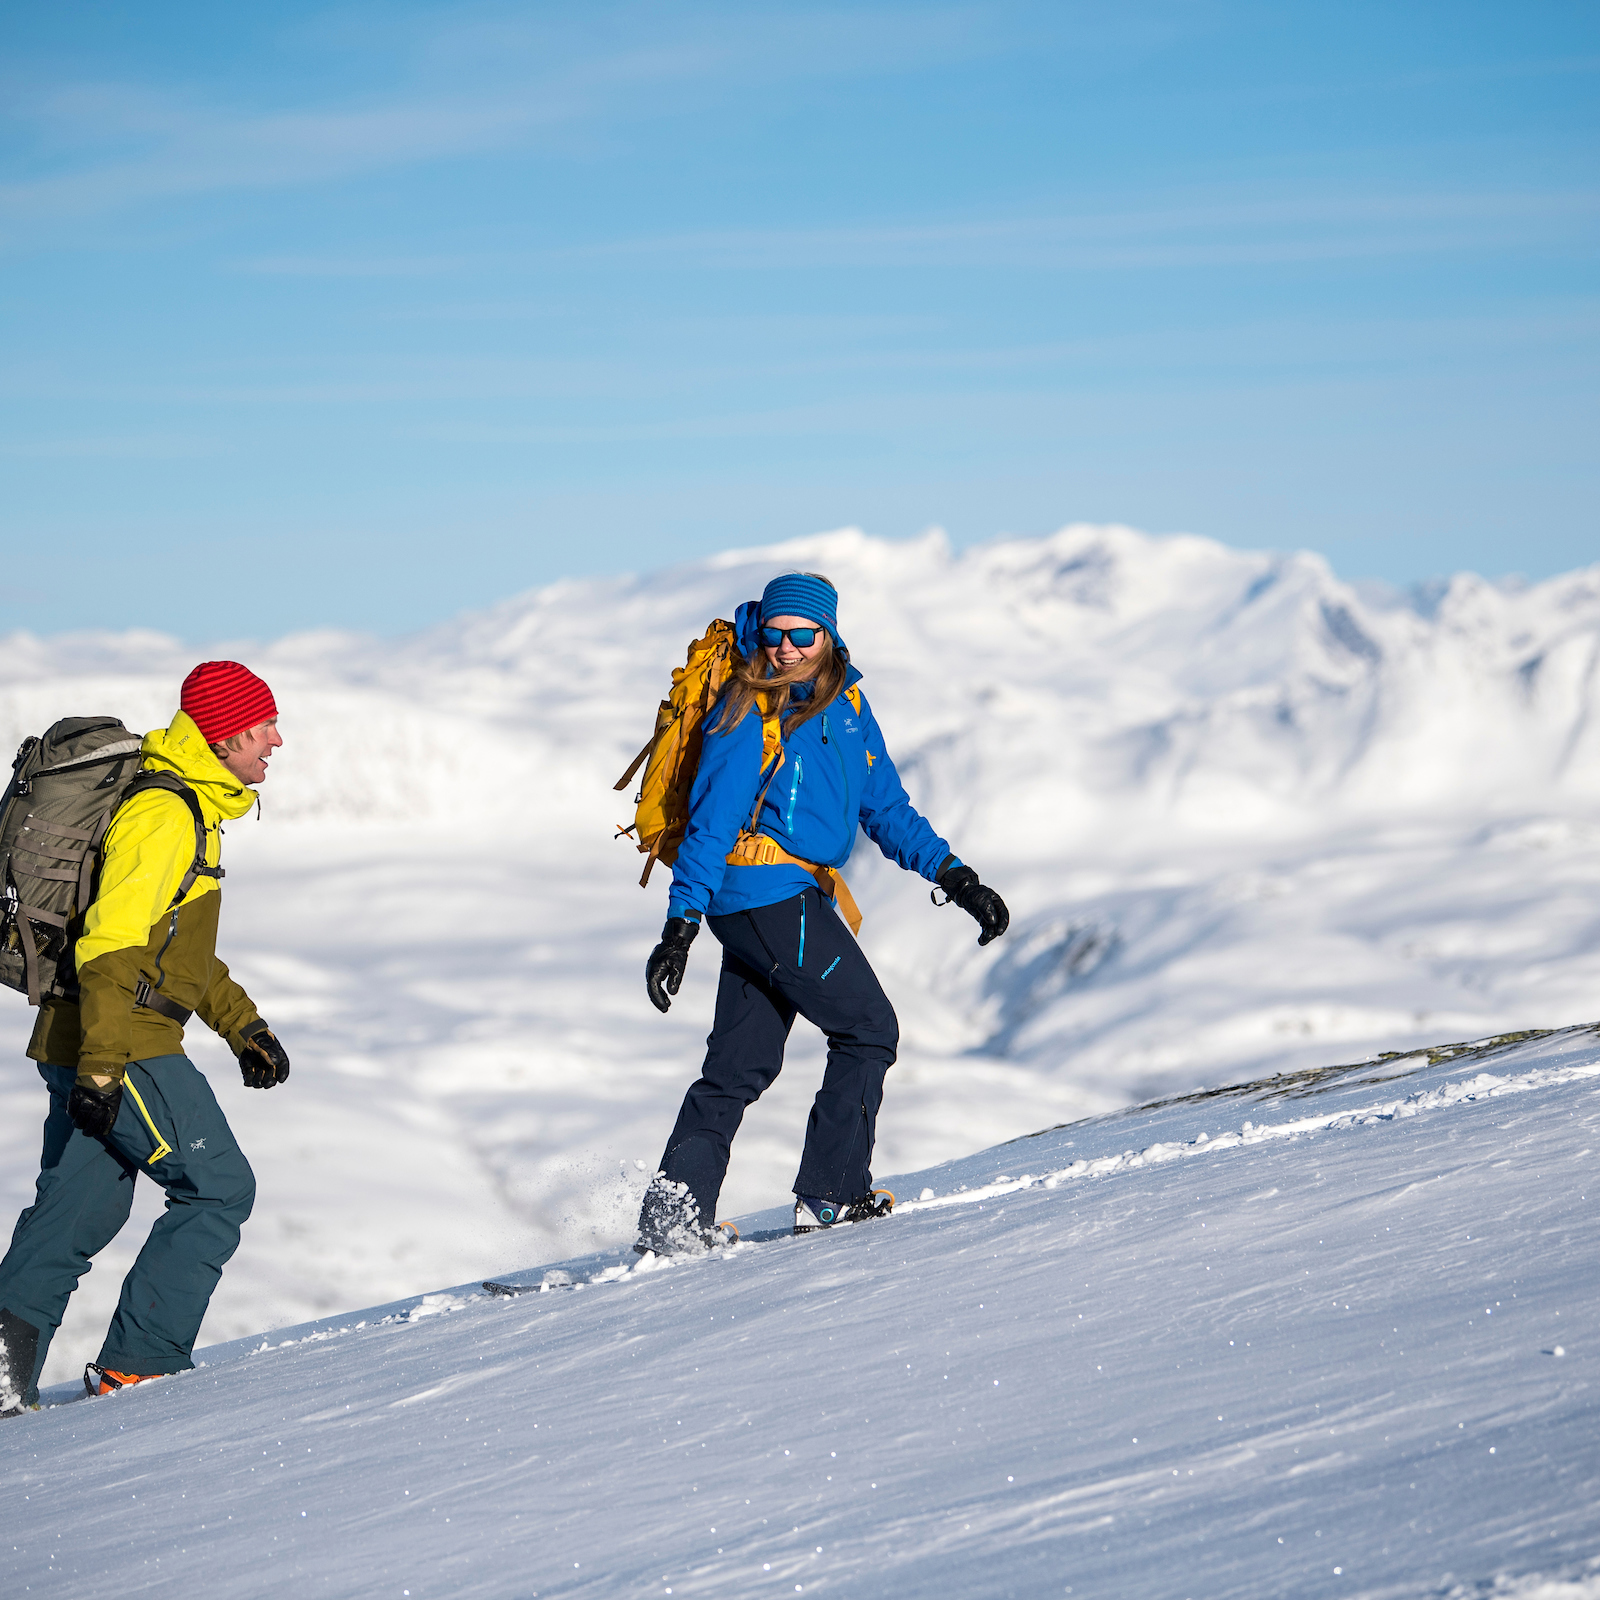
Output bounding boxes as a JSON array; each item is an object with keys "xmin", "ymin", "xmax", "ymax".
[{"xmin": 28, "ymin": 711, "xmax": 264, "ymax": 1087}]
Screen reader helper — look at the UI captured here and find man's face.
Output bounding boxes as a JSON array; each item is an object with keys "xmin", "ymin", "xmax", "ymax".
[{"xmin": 221, "ymin": 719, "xmax": 282, "ymax": 786}]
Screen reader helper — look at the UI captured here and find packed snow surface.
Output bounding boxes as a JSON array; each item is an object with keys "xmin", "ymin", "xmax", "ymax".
[
  {"xmin": 4, "ymin": 524, "xmax": 1600, "ymax": 1383},
  {"xmin": 4, "ymin": 1025, "xmax": 1599, "ymax": 1598}
]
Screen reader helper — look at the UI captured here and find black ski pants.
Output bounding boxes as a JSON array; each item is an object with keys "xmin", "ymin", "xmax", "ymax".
[{"xmin": 655, "ymin": 887, "xmax": 899, "ymax": 1225}]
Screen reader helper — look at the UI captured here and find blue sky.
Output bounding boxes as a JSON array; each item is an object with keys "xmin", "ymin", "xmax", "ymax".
[{"xmin": 3, "ymin": 1, "xmax": 1597, "ymax": 636}]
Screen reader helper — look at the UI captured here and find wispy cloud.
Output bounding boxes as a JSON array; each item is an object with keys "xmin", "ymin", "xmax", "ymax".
[
  {"xmin": 550, "ymin": 190, "xmax": 1600, "ymax": 271},
  {"xmin": 0, "ymin": 2, "xmax": 993, "ymax": 242},
  {"xmin": 221, "ymin": 188, "xmax": 1600, "ymax": 281},
  {"xmin": 1248, "ymin": 49, "xmax": 1600, "ymax": 105},
  {"xmin": 0, "ymin": 432, "xmax": 220, "ymax": 461},
  {"xmin": 0, "ymin": 89, "xmax": 573, "ymax": 234},
  {"xmin": 238, "ymin": 253, "xmax": 474, "ymax": 278},
  {"xmin": 8, "ymin": 299, "xmax": 1594, "ymax": 416}
]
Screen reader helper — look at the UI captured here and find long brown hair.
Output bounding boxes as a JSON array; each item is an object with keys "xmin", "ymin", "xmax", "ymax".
[{"xmin": 712, "ymin": 632, "xmax": 848, "ymax": 741}]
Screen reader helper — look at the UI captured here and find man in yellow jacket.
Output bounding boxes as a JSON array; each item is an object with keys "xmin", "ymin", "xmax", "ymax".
[{"xmin": 0, "ymin": 661, "xmax": 290, "ymax": 1411}]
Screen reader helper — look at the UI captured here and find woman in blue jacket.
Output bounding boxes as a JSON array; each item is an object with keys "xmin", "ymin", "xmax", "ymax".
[{"xmin": 637, "ymin": 571, "xmax": 1010, "ymax": 1251}]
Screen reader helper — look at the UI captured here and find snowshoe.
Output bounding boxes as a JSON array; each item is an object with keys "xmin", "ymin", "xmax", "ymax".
[
  {"xmin": 633, "ymin": 1220, "xmax": 739, "ymax": 1257},
  {"xmin": 794, "ymin": 1189, "xmax": 895, "ymax": 1235},
  {"xmin": 84, "ymin": 1364, "xmax": 157, "ymax": 1398},
  {"xmin": 483, "ymin": 1270, "xmax": 578, "ymax": 1297}
]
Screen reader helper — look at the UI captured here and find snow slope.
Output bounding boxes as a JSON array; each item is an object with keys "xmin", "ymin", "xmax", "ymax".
[
  {"xmin": 4, "ymin": 1024, "xmax": 1599, "ymax": 1599},
  {"xmin": 4, "ymin": 525, "xmax": 1600, "ymax": 1384}
]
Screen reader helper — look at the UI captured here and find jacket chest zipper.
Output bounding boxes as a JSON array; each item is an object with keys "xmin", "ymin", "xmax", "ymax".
[
  {"xmin": 786, "ymin": 757, "xmax": 803, "ymax": 830},
  {"xmin": 152, "ymin": 908, "xmax": 180, "ymax": 995},
  {"xmin": 822, "ymin": 715, "xmax": 852, "ymax": 854}
]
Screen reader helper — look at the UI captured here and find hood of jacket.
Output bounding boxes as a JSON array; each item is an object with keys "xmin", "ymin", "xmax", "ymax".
[
  {"xmin": 732, "ymin": 600, "xmax": 863, "ymax": 705},
  {"xmin": 140, "ymin": 710, "xmax": 260, "ymax": 824}
]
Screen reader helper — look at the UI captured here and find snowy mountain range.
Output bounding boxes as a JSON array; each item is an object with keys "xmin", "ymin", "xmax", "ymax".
[
  {"xmin": 3, "ymin": 524, "xmax": 1600, "ymax": 1386},
  {"xmin": 11, "ymin": 522, "xmax": 1600, "ymax": 826}
]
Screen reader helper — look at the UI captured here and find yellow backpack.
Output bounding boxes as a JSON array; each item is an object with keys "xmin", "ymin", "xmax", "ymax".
[{"xmin": 614, "ymin": 620, "xmax": 783, "ymax": 886}]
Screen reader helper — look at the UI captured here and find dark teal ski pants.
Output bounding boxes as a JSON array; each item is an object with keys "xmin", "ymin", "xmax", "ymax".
[{"xmin": 0, "ymin": 1055, "xmax": 255, "ymax": 1403}]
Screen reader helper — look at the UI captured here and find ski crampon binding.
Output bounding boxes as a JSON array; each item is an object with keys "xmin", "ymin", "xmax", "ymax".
[{"xmin": 84, "ymin": 1364, "xmax": 154, "ymax": 1398}]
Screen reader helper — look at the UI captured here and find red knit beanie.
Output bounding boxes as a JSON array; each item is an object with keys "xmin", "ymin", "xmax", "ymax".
[{"xmin": 180, "ymin": 661, "xmax": 278, "ymax": 746}]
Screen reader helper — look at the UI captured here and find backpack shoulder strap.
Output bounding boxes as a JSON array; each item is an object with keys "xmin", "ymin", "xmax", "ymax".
[
  {"xmin": 115, "ymin": 773, "xmax": 225, "ymax": 909},
  {"xmin": 759, "ymin": 696, "xmax": 784, "ymax": 774},
  {"xmin": 845, "ymin": 685, "xmax": 862, "ymax": 715},
  {"xmin": 740, "ymin": 695, "xmax": 788, "ymax": 835}
]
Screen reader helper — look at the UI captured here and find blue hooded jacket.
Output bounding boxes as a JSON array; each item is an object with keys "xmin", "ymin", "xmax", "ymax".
[{"xmin": 666, "ymin": 654, "xmax": 955, "ymax": 922}]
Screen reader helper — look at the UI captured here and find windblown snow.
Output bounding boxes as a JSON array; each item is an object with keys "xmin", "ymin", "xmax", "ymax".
[{"xmin": 2, "ymin": 525, "xmax": 1600, "ymax": 1592}]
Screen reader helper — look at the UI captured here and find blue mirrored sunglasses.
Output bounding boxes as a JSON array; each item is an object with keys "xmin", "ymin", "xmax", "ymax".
[{"xmin": 759, "ymin": 625, "xmax": 819, "ymax": 648}]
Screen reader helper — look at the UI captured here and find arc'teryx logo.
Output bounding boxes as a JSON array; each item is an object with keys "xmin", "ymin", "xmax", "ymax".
[{"xmin": 189, "ymin": 1138, "xmax": 206, "ymax": 1151}]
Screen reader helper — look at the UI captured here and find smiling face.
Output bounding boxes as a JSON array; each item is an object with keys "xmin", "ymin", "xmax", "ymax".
[
  {"xmin": 218, "ymin": 719, "xmax": 282, "ymax": 786},
  {"xmin": 761, "ymin": 615, "xmax": 828, "ymax": 673}
]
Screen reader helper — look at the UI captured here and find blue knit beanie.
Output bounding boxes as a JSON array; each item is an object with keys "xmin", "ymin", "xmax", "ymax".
[{"xmin": 757, "ymin": 572, "xmax": 846, "ymax": 654}]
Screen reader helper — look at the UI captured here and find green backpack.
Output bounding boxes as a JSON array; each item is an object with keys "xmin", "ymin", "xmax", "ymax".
[{"xmin": 0, "ymin": 717, "xmax": 218, "ymax": 1005}]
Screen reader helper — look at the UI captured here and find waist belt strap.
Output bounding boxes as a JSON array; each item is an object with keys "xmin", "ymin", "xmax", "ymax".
[
  {"xmin": 133, "ymin": 980, "xmax": 193, "ymax": 1027},
  {"xmin": 726, "ymin": 832, "xmax": 863, "ymax": 936}
]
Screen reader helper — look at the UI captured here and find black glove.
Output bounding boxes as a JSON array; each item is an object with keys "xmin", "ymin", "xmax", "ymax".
[
  {"xmin": 68, "ymin": 1080, "xmax": 123, "ymax": 1139},
  {"xmin": 239, "ymin": 1022, "xmax": 291, "ymax": 1089},
  {"xmin": 646, "ymin": 917, "xmax": 700, "ymax": 1013},
  {"xmin": 935, "ymin": 859, "xmax": 1010, "ymax": 947}
]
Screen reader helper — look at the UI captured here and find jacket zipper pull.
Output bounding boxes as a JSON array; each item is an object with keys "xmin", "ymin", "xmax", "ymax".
[{"xmin": 822, "ymin": 716, "xmax": 830, "ymax": 745}]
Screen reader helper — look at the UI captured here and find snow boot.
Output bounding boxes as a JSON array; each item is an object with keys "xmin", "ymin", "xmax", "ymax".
[
  {"xmin": 0, "ymin": 1308, "xmax": 41, "ymax": 1416},
  {"xmin": 634, "ymin": 1176, "xmax": 740, "ymax": 1256},
  {"xmin": 84, "ymin": 1364, "xmax": 158, "ymax": 1398},
  {"xmin": 794, "ymin": 1189, "xmax": 895, "ymax": 1235}
]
